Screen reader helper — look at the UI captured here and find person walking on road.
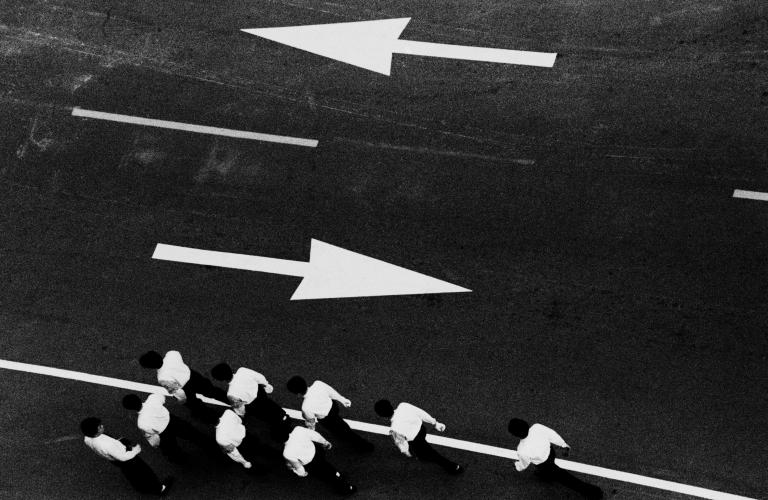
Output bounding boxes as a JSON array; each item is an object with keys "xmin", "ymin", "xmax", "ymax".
[
  {"xmin": 215, "ymin": 408, "xmax": 280, "ymax": 471},
  {"xmin": 287, "ymin": 375, "xmax": 374, "ymax": 452},
  {"xmin": 122, "ymin": 393, "xmax": 212, "ymax": 464},
  {"xmin": 508, "ymin": 418, "xmax": 603, "ymax": 499},
  {"xmin": 374, "ymin": 399, "xmax": 463, "ymax": 474},
  {"xmin": 80, "ymin": 417, "xmax": 173, "ymax": 496},
  {"xmin": 139, "ymin": 350, "xmax": 227, "ymax": 423},
  {"xmin": 279, "ymin": 424, "xmax": 357, "ymax": 495},
  {"xmin": 211, "ymin": 362, "xmax": 289, "ymax": 428}
]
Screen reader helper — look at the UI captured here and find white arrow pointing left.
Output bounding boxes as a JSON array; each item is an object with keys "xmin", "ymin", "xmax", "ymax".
[
  {"xmin": 153, "ymin": 240, "xmax": 470, "ymax": 300},
  {"xmin": 242, "ymin": 18, "xmax": 556, "ymax": 76}
]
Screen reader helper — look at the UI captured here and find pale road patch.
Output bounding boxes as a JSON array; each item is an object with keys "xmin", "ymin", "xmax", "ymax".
[
  {"xmin": 0, "ymin": 359, "xmax": 756, "ymax": 500},
  {"xmin": 334, "ymin": 137, "xmax": 535, "ymax": 165},
  {"xmin": 71, "ymin": 108, "xmax": 319, "ymax": 147},
  {"xmin": 733, "ymin": 189, "xmax": 768, "ymax": 201}
]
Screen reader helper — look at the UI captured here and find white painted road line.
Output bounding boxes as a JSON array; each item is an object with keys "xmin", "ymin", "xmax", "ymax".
[
  {"xmin": 0, "ymin": 359, "xmax": 757, "ymax": 500},
  {"xmin": 71, "ymin": 108, "xmax": 319, "ymax": 147},
  {"xmin": 733, "ymin": 189, "xmax": 768, "ymax": 201}
]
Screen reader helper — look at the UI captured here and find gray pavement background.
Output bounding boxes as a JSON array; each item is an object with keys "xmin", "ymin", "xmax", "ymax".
[{"xmin": 0, "ymin": 0, "xmax": 766, "ymax": 498}]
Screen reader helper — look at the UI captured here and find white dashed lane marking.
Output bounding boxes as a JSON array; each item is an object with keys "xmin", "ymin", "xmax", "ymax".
[
  {"xmin": 733, "ymin": 189, "xmax": 768, "ymax": 201},
  {"xmin": 71, "ymin": 108, "xmax": 319, "ymax": 147},
  {"xmin": 0, "ymin": 359, "xmax": 757, "ymax": 500}
]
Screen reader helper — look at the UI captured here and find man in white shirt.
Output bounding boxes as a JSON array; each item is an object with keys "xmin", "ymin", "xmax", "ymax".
[
  {"xmin": 139, "ymin": 350, "xmax": 227, "ymax": 423},
  {"xmin": 374, "ymin": 399, "xmax": 463, "ymax": 474},
  {"xmin": 279, "ymin": 425, "xmax": 356, "ymax": 495},
  {"xmin": 287, "ymin": 375, "xmax": 374, "ymax": 452},
  {"xmin": 508, "ymin": 418, "xmax": 603, "ymax": 499},
  {"xmin": 211, "ymin": 362, "xmax": 288, "ymax": 428},
  {"xmin": 215, "ymin": 409, "xmax": 280, "ymax": 471},
  {"xmin": 122, "ymin": 393, "xmax": 211, "ymax": 463},
  {"xmin": 81, "ymin": 417, "xmax": 172, "ymax": 496}
]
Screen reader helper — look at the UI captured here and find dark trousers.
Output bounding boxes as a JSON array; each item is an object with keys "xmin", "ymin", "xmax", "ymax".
[
  {"xmin": 238, "ymin": 432, "xmax": 283, "ymax": 463},
  {"xmin": 111, "ymin": 456, "xmax": 163, "ymax": 495},
  {"xmin": 409, "ymin": 425, "xmax": 457, "ymax": 471},
  {"xmin": 318, "ymin": 402, "xmax": 373, "ymax": 452},
  {"xmin": 304, "ymin": 444, "xmax": 353, "ymax": 493},
  {"xmin": 244, "ymin": 388, "xmax": 289, "ymax": 428},
  {"xmin": 183, "ymin": 370, "xmax": 229, "ymax": 423},
  {"xmin": 536, "ymin": 447, "xmax": 603, "ymax": 499},
  {"xmin": 158, "ymin": 414, "xmax": 211, "ymax": 460}
]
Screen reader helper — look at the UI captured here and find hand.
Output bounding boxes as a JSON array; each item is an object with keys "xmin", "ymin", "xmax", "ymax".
[
  {"xmin": 435, "ymin": 422, "xmax": 446, "ymax": 432},
  {"xmin": 264, "ymin": 384, "xmax": 274, "ymax": 394},
  {"xmin": 243, "ymin": 461, "xmax": 252, "ymax": 469},
  {"xmin": 324, "ymin": 442, "xmax": 332, "ymax": 450},
  {"xmin": 403, "ymin": 451, "xmax": 412, "ymax": 458},
  {"xmin": 342, "ymin": 399, "xmax": 352, "ymax": 408}
]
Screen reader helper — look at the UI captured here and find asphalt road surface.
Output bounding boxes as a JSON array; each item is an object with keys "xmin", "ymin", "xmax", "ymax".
[{"xmin": 1, "ymin": 1, "xmax": 766, "ymax": 499}]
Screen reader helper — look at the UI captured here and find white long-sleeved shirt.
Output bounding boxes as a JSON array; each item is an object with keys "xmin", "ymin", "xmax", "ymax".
[
  {"xmin": 283, "ymin": 426, "xmax": 330, "ymax": 477},
  {"xmin": 301, "ymin": 381, "xmax": 350, "ymax": 429},
  {"xmin": 216, "ymin": 409, "xmax": 249, "ymax": 466},
  {"xmin": 137, "ymin": 393, "xmax": 170, "ymax": 447},
  {"xmin": 514, "ymin": 423, "xmax": 569, "ymax": 471},
  {"xmin": 389, "ymin": 402, "xmax": 437, "ymax": 455},
  {"xmin": 84, "ymin": 434, "xmax": 141, "ymax": 462},
  {"xmin": 228, "ymin": 367, "xmax": 269, "ymax": 416},
  {"xmin": 157, "ymin": 351, "xmax": 191, "ymax": 403}
]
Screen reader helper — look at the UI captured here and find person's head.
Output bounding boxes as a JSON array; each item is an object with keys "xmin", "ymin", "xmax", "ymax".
[
  {"xmin": 121, "ymin": 394, "xmax": 143, "ymax": 411},
  {"xmin": 211, "ymin": 363, "xmax": 234, "ymax": 382},
  {"xmin": 507, "ymin": 418, "xmax": 530, "ymax": 438},
  {"xmin": 80, "ymin": 417, "xmax": 103, "ymax": 437},
  {"xmin": 286, "ymin": 376, "xmax": 308, "ymax": 395},
  {"xmin": 139, "ymin": 350, "xmax": 163, "ymax": 369},
  {"xmin": 374, "ymin": 399, "xmax": 394, "ymax": 418}
]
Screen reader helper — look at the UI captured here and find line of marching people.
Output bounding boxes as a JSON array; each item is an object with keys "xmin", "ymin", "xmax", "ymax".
[{"xmin": 80, "ymin": 350, "xmax": 604, "ymax": 498}]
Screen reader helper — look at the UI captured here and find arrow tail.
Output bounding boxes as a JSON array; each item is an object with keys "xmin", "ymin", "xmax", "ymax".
[
  {"xmin": 153, "ymin": 244, "xmax": 309, "ymax": 277},
  {"xmin": 393, "ymin": 39, "xmax": 556, "ymax": 68}
]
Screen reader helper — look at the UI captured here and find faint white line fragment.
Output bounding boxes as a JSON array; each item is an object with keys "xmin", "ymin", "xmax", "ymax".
[
  {"xmin": 0, "ymin": 358, "xmax": 758, "ymax": 500},
  {"xmin": 334, "ymin": 137, "xmax": 534, "ymax": 164},
  {"xmin": 732, "ymin": 189, "xmax": 768, "ymax": 201},
  {"xmin": 71, "ymin": 108, "xmax": 319, "ymax": 147}
]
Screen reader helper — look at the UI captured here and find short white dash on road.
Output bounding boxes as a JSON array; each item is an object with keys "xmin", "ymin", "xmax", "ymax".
[
  {"xmin": 733, "ymin": 189, "xmax": 768, "ymax": 201},
  {"xmin": 0, "ymin": 359, "xmax": 757, "ymax": 500},
  {"xmin": 71, "ymin": 108, "xmax": 319, "ymax": 147}
]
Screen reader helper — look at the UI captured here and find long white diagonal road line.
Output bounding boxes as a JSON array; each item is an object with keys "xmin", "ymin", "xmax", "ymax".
[
  {"xmin": 0, "ymin": 359, "xmax": 755, "ymax": 500},
  {"xmin": 71, "ymin": 108, "xmax": 319, "ymax": 147}
]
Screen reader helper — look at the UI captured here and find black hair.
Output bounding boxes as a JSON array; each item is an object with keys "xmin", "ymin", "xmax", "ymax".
[
  {"xmin": 508, "ymin": 418, "xmax": 530, "ymax": 438},
  {"xmin": 286, "ymin": 376, "xmax": 308, "ymax": 395},
  {"xmin": 374, "ymin": 399, "xmax": 394, "ymax": 418},
  {"xmin": 80, "ymin": 417, "xmax": 102, "ymax": 437},
  {"xmin": 121, "ymin": 394, "xmax": 142, "ymax": 411},
  {"xmin": 211, "ymin": 363, "xmax": 234, "ymax": 381},
  {"xmin": 138, "ymin": 351, "xmax": 163, "ymax": 369}
]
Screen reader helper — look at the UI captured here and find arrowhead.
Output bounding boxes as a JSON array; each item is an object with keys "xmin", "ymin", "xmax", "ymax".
[
  {"xmin": 291, "ymin": 239, "xmax": 471, "ymax": 300},
  {"xmin": 242, "ymin": 18, "xmax": 411, "ymax": 76}
]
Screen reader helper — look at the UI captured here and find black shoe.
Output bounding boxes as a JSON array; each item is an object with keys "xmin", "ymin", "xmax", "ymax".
[
  {"xmin": 340, "ymin": 483, "xmax": 357, "ymax": 495},
  {"xmin": 448, "ymin": 464, "xmax": 464, "ymax": 475},
  {"xmin": 159, "ymin": 476, "xmax": 175, "ymax": 496},
  {"xmin": 587, "ymin": 487, "xmax": 604, "ymax": 500}
]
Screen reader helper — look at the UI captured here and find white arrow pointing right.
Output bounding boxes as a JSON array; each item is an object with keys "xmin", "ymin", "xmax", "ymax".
[{"xmin": 153, "ymin": 240, "xmax": 470, "ymax": 300}]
